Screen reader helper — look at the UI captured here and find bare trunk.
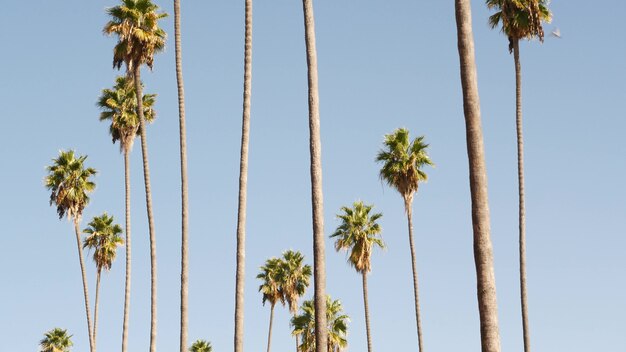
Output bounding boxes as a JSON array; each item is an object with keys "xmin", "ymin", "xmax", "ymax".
[
  {"xmin": 93, "ymin": 271, "xmax": 101, "ymax": 351},
  {"xmin": 454, "ymin": 1, "xmax": 501, "ymax": 351},
  {"xmin": 122, "ymin": 148, "xmax": 132, "ymax": 352},
  {"xmin": 300, "ymin": 1, "xmax": 327, "ymax": 351},
  {"xmin": 362, "ymin": 272, "xmax": 373, "ymax": 352},
  {"xmin": 132, "ymin": 65, "xmax": 158, "ymax": 352},
  {"xmin": 74, "ymin": 218, "xmax": 95, "ymax": 352},
  {"xmin": 513, "ymin": 39, "xmax": 531, "ymax": 352},
  {"xmin": 405, "ymin": 202, "xmax": 424, "ymax": 351},
  {"xmin": 234, "ymin": 0, "xmax": 253, "ymax": 351},
  {"xmin": 266, "ymin": 305, "xmax": 275, "ymax": 352}
]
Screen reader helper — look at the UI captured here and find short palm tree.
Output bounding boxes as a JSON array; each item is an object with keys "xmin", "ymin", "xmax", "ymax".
[
  {"xmin": 189, "ymin": 339, "xmax": 212, "ymax": 352},
  {"xmin": 83, "ymin": 213, "xmax": 124, "ymax": 348},
  {"xmin": 331, "ymin": 201, "xmax": 384, "ymax": 352},
  {"xmin": 291, "ymin": 296, "xmax": 349, "ymax": 352},
  {"xmin": 486, "ymin": 2, "xmax": 551, "ymax": 351},
  {"xmin": 281, "ymin": 250, "xmax": 312, "ymax": 350},
  {"xmin": 97, "ymin": 75, "xmax": 155, "ymax": 351},
  {"xmin": 40, "ymin": 328, "xmax": 73, "ymax": 352},
  {"xmin": 104, "ymin": 2, "xmax": 166, "ymax": 351},
  {"xmin": 376, "ymin": 128, "xmax": 433, "ymax": 351},
  {"xmin": 45, "ymin": 150, "xmax": 96, "ymax": 352},
  {"xmin": 257, "ymin": 258, "xmax": 285, "ymax": 352}
]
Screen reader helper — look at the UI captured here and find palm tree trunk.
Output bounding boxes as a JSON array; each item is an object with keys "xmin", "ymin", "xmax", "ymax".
[
  {"xmin": 300, "ymin": 1, "xmax": 328, "ymax": 351},
  {"xmin": 266, "ymin": 305, "xmax": 275, "ymax": 352},
  {"xmin": 132, "ymin": 65, "xmax": 158, "ymax": 352},
  {"xmin": 405, "ymin": 202, "xmax": 424, "ymax": 351},
  {"xmin": 74, "ymin": 218, "xmax": 95, "ymax": 352},
  {"xmin": 93, "ymin": 270, "xmax": 101, "ymax": 351},
  {"xmin": 173, "ymin": 1, "xmax": 189, "ymax": 352},
  {"xmin": 234, "ymin": 0, "xmax": 253, "ymax": 351},
  {"xmin": 512, "ymin": 39, "xmax": 531, "ymax": 352},
  {"xmin": 122, "ymin": 148, "xmax": 132, "ymax": 352},
  {"xmin": 362, "ymin": 272, "xmax": 373, "ymax": 352},
  {"xmin": 453, "ymin": 1, "xmax": 501, "ymax": 351},
  {"xmin": 293, "ymin": 312, "xmax": 300, "ymax": 351}
]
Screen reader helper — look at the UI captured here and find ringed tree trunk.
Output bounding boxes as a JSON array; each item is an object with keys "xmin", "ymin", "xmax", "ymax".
[
  {"xmin": 132, "ymin": 64, "xmax": 158, "ymax": 352},
  {"xmin": 453, "ymin": 1, "xmax": 501, "ymax": 351},
  {"xmin": 121, "ymin": 148, "xmax": 132, "ymax": 352},
  {"xmin": 362, "ymin": 272, "xmax": 373, "ymax": 352},
  {"xmin": 73, "ymin": 218, "xmax": 95, "ymax": 352},
  {"xmin": 266, "ymin": 304, "xmax": 275, "ymax": 352},
  {"xmin": 93, "ymin": 270, "xmax": 102, "ymax": 350},
  {"xmin": 512, "ymin": 39, "xmax": 531, "ymax": 352},
  {"xmin": 174, "ymin": 1, "xmax": 190, "ymax": 352},
  {"xmin": 300, "ymin": 0, "xmax": 328, "ymax": 351},
  {"xmin": 234, "ymin": 0, "xmax": 253, "ymax": 351},
  {"xmin": 404, "ymin": 197, "xmax": 424, "ymax": 351}
]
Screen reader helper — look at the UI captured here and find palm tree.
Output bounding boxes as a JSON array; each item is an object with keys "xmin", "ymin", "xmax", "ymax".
[
  {"xmin": 83, "ymin": 213, "xmax": 124, "ymax": 348},
  {"xmin": 375, "ymin": 128, "xmax": 433, "ymax": 351},
  {"xmin": 233, "ymin": 0, "xmax": 253, "ymax": 350},
  {"xmin": 45, "ymin": 150, "xmax": 97, "ymax": 352},
  {"xmin": 257, "ymin": 258, "xmax": 285, "ymax": 352},
  {"xmin": 454, "ymin": 0, "xmax": 501, "ymax": 351},
  {"xmin": 40, "ymin": 328, "xmax": 74, "ymax": 352},
  {"xmin": 97, "ymin": 75, "xmax": 155, "ymax": 352},
  {"xmin": 486, "ymin": 2, "xmax": 551, "ymax": 350},
  {"xmin": 281, "ymin": 250, "xmax": 312, "ymax": 350},
  {"xmin": 189, "ymin": 339, "xmax": 212, "ymax": 352},
  {"xmin": 291, "ymin": 296, "xmax": 349, "ymax": 352},
  {"xmin": 300, "ymin": 0, "xmax": 327, "ymax": 350},
  {"xmin": 331, "ymin": 201, "xmax": 384, "ymax": 352},
  {"xmin": 104, "ymin": 2, "xmax": 167, "ymax": 351}
]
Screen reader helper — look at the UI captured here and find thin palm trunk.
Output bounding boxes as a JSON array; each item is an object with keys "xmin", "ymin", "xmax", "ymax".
[
  {"xmin": 454, "ymin": 1, "xmax": 501, "ymax": 351},
  {"xmin": 121, "ymin": 149, "xmax": 132, "ymax": 352},
  {"xmin": 74, "ymin": 218, "xmax": 95, "ymax": 352},
  {"xmin": 512, "ymin": 39, "xmax": 530, "ymax": 352},
  {"xmin": 300, "ymin": 1, "xmax": 327, "ymax": 351},
  {"xmin": 132, "ymin": 65, "xmax": 158, "ymax": 352},
  {"xmin": 294, "ymin": 312, "xmax": 300, "ymax": 351},
  {"xmin": 266, "ymin": 305, "xmax": 275, "ymax": 352},
  {"xmin": 173, "ymin": 1, "xmax": 189, "ymax": 351},
  {"xmin": 405, "ymin": 203, "xmax": 424, "ymax": 351},
  {"xmin": 362, "ymin": 272, "xmax": 373, "ymax": 352},
  {"xmin": 234, "ymin": 0, "xmax": 253, "ymax": 351},
  {"xmin": 93, "ymin": 271, "xmax": 101, "ymax": 350}
]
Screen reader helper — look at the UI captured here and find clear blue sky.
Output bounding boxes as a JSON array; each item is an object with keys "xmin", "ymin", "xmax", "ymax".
[{"xmin": 1, "ymin": 1, "xmax": 624, "ymax": 351}]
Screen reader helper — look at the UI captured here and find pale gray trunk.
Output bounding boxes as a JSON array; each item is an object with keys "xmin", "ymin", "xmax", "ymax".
[
  {"xmin": 362, "ymin": 272, "xmax": 373, "ymax": 352},
  {"xmin": 454, "ymin": 1, "xmax": 501, "ymax": 351},
  {"xmin": 74, "ymin": 218, "xmax": 95, "ymax": 352},
  {"xmin": 93, "ymin": 271, "xmax": 101, "ymax": 351},
  {"xmin": 266, "ymin": 305, "xmax": 275, "ymax": 352},
  {"xmin": 300, "ymin": 1, "xmax": 327, "ymax": 351},
  {"xmin": 405, "ymin": 202, "xmax": 424, "ymax": 351},
  {"xmin": 121, "ymin": 149, "xmax": 132, "ymax": 352}
]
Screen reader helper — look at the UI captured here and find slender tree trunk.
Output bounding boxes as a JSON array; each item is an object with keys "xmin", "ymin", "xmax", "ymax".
[
  {"xmin": 454, "ymin": 1, "xmax": 501, "ymax": 351},
  {"xmin": 266, "ymin": 305, "xmax": 275, "ymax": 352},
  {"xmin": 362, "ymin": 272, "xmax": 373, "ymax": 352},
  {"xmin": 300, "ymin": 1, "xmax": 327, "ymax": 351},
  {"xmin": 293, "ymin": 312, "xmax": 300, "ymax": 351},
  {"xmin": 405, "ymin": 202, "xmax": 424, "ymax": 351},
  {"xmin": 122, "ymin": 148, "xmax": 132, "ymax": 352},
  {"xmin": 512, "ymin": 39, "xmax": 531, "ymax": 352},
  {"xmin": 74, "ymin": 218, "xmax": 95, "ymax": 352},
  {"xmin": 93, "ymin": 271, "xmax": 101, "ymax": 350},
  {"xmin": 234, "ymin": 0, "xmax": 253, "ymax": 351},
  {"xmin": 132, "ymin": 65, "xmax": 158, "ymax": 352}
]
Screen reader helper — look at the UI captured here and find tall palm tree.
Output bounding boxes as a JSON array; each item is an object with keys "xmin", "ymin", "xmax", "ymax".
[
  {"xmin": 233, "ymin": 0, "xmax": 253, "ymax": 350},
  {"xmin": 331, "ymin": 201, "xmax": 384, "ymax": 352},
  {"xmin": 454, "ymin": 0, "xmax": 501, "ymax": 350},
  {"xmin": 281, "ymin": 250, "xmax": 312, "ymax": 350},
  {"xmin": 300, "ymin": 0, "xmax": 327, "ymax": 350},
  {"xmin": 83, "ymin": 213, "xmax": 124, "ymax": 348},
  {"xmin": 45, "ymin": 150, "xmax": 97, "ymax": 352},
  {"xmin": 40, "ymin": 328, "xmax": 73, "ymax": 352},
  {"xmin": 173, "ymin": 1, "xmax": 190, "ymax": 351},
  {"xmin": 375, "ymin": 128, "xmax": 433, "ymax": 351},
  {"xmin": 97, "ymin": 75, "xmax": 156, "ymax": 352},
  {"xmin": 291, "ymin": 296, "xmax": 349, "ymax": 352},
  {"xmin": 104, "ymin": 2, "xmax": 167, "ymax": 351},
  {"xmin": 189, "ymin": 340, "xmax": 212, "ymax": 352},
  {"xmin": 486, "ymin": 2, "xmax": 551, "ymax": 350},
  {"xmin": 257, "ymin": 258, "xmax": 285, "ymax": 352}
]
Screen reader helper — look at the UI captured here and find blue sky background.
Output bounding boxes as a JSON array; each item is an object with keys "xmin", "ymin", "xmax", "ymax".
[{"xmin": 1, "ymin": 0, "xmax": 625, "ymax": 351}]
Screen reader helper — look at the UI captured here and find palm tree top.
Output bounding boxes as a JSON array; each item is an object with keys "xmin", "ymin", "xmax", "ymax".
[
  {"xmin": 331, "ymin": 201, "xmax": 384, "ymax": 274},
  {"xmin": 189, "ymin": 339, "xmax": 213, "ymax": 352},
  {"xmin": 104, "ymin": 0, "xmax": 168, "ymax": 71},
  {"xmin": 40, "ymin": 328, "xmax": 73, "ymax": 352},
  {"xmin": 376, "ymin": 128, "xmax": 433, "ymax": 205},
  {"xmin": 257, "ymin": 257, "xmax": 285, "ymax": 308},
  {"xmin": 291, "ymin": 295, "xmax": 349, "ymax": 352},
  {"xmin": 45, "ymin": 150, "xmax": 97, "ymax": 221},
  {"xmin": 83, "ymin": 212, "xmax": 124, "ymax": 274},
  {"xmin": 281, "ymin": 250, "xmax": 312, "ymax": 315},
  {"xmin": 486, "ymin": 0, "xmax": 552, "ymax": 50}
]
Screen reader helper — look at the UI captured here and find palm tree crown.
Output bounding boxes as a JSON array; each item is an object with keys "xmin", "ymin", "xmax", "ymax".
[
  {"xmin": 281, "ymin": 250, "xmax": 313, "ymax": 315},
  {"xmin": 257, "ymin": 258, "xmax": 285, "ymax": 308},
  {"xmin": 486, "ymin": 0, "xmax": 552, "ymax": 50},
  {"xmin": 103, "ymin": 0, "xmax": 167, "ymax": 71},
  {"xmin": 83, "ymin": 213, "xmax": 124, "ymax": 274},
  {"xmin": 189, "ymin": 339, "xmax": 213, "ymax": 352},
  {"xmin": 291, "ymin": 296, "xmax": 349, "ymax": 352},
  {"xmin": 45, "ymin": 150, "xmax": 97, "ymax": 221},
  {"xmin": 40, "ymin": 328, "xmax": 73, "ymax": 352},
  {"xmin": 331, "ymin": 201, "xmax": 384, "ymax": 274}
]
